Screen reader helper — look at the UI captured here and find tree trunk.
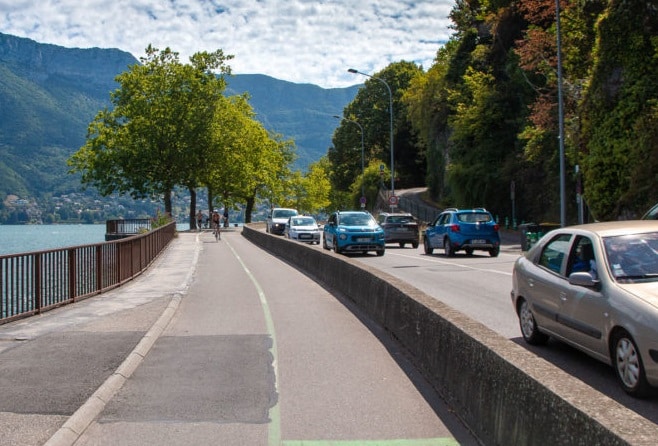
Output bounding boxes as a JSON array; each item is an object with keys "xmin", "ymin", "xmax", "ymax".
[
  {"xmin": 188, "ymin": 187, "xmax": 197, "ymax": 229},
  {"xmin": 164, "ymin": 189, "xmax": 173, "ymax": 217},
  {"xmin": 245, "ymin": 195, "xmax": 255, "ymax": 223}
]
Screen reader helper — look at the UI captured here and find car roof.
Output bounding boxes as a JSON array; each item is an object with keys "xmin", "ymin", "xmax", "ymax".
[{"xmin": 558, "ymin": 220, "xmax": 658, "ymax": 237}]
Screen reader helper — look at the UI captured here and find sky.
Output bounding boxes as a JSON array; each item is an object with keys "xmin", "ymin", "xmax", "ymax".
[{"xmin": 0, "ymin": 0, "xmax": 456, "ymax": 88}]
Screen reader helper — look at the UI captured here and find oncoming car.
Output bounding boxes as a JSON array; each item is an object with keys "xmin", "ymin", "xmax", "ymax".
[
  {"xmin": 284, "ymin": 216, "xmax": 321, "ymax": 244},
  {"xmin": 266, "ymin": 208, "xmax": 298, "ymax": 235},
  {"xmin": 511, "ymin": 220, "xmax": 658, "ymax": 397},
  {"xmin": 322, "ymin": 211, "xmax": 385, "ymax": 256},
  {"xmin": 424, "ymin": 208, "xmax": 500, "ymax": 257}
]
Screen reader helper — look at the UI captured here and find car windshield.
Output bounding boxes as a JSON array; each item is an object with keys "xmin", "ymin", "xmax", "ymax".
[
  {"xmin": 340, "ymin": 214, "xmax": 375, "ymax": 227},
  {"xmin": 292, "ymin": 217, "xmax": 316, "ymax": 226},
  {"xmin": 273, "ymin": 210, "xmax": 297, "ymax": 218},
  {"xmin": 457, "ymin": 212, "xmax": 492, "ymax": 223},
  {"xmin": 603, "ymin": 232, "xmax": 658, "ymax": 282}
]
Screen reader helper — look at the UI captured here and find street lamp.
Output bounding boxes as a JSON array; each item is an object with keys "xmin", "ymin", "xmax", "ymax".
[
  {"xmin": 556, "ymin": 0, "xmax": 566, "ymax": 227},
  {"xmin": 347, "ymin": 68, "xmax": 395, "ymax": 200},
  {"xmin": 334, "ymin": 115, "xmax": 365, "ymax": 204}
]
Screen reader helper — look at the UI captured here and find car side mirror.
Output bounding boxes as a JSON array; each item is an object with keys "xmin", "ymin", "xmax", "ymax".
[{"xmin": 568, "ymin": 272, "xmax": 600, "ymax": 290}]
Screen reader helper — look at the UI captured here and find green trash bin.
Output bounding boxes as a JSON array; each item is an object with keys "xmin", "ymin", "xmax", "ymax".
[{"xmin": 519, "ymin": 223, "xmax": 539, "ymax": 251}]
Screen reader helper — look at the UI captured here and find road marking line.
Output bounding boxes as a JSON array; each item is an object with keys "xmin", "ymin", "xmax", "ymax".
[
  {"xmin": 282, "ymin": 439, "xmax": 459, "ymax": 445},
  {"xmin": 387, "ymin": 251, "xmax": 513, "ymax": 277},
  {"xmin": 225, "ymin": 238, "xmax": 282, "ymax": 446}
]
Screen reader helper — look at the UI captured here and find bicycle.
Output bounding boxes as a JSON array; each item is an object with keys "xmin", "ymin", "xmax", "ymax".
[{"xmin": 213, "ymin": 222, "xmax": 221, "ymax": 241}]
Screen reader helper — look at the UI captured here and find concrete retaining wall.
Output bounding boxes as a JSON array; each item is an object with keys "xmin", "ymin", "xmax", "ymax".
[{"xmin": 243, "ymin": 224, "xmax": 657, "ymax": 445}]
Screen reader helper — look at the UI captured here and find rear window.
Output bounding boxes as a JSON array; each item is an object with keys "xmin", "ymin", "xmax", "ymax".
[
  {"xmin": 457, "ymin": 212, "xmax": 492, "ymax": 223},
  {"xmin": 387, "ymin": 215, "xmax": 415, "ymax": 224}
]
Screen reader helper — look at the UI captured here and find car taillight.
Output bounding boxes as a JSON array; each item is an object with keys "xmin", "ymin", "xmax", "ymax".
[
  {"xmin": 494, "ymin": 224, "xmax": 500, "ymax": 231},
  {"xmin": 450, "ymin": 224, "xmax": 460, "ymax": 232}
]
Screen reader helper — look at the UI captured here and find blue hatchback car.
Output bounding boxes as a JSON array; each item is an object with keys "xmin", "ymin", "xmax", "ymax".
[
  {"xmin": 424, "ymin": 208, "xmax": 500, "ymax": 257},
  {"xmin": 322, "ymin": 211, "xmax": 385, "ymax": 256}
]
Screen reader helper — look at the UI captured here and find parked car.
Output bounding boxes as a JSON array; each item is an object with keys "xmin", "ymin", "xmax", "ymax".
[
  {"xmin": 511, "ymin": 220, "xmax": 658, "ymax": 397},
  {"xmin": 642, "ymin": 203, "xmax": 658, "ymax": 220},
  {"xmin": 284, "ymin": 215, "xmax": 321, "ymax": 244},
  {"xmin": 266, "ymin": 208, "xmax": 298, "ymax": 235},
  {"xmin": 322, "ymin": 211, "xmax": 385, "ymax": 256},
  {"xmin": 423, "ymin": 208, "xmax": 500, "ymax": 257},
  {"xmin": 377, "ymin": 212, "xmax": 419, "ymax": 248}
]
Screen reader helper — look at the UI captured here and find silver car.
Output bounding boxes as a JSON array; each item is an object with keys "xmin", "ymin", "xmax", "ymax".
[
  {"xmin": 284, "ymin": 215, "xmax": 321, "ymax": 244},
  {"xmin": 511, "ymin": 220, "xmax": 658, "ymax": 397}
]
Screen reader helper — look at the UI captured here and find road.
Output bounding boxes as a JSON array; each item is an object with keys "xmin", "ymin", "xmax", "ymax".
[{"xmin": 325, "ymin": 242, "xmax": 658, "ymax": 424}]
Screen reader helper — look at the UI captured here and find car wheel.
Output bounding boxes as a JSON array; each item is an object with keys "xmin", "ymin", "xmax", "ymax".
[
  {"xmin": 376, "ymin": 249, "xmax": 385, "ymax": 256},
  {"xmin": 412, "ymin": 241, "xmax": 419, "ymax": 249},
  {"xmin": 518, "ymin": 299, "xmax": 549, "ymax": 345},
  {"xmin": 489, "ymin": 247, "xmax": 500, "ymax": 257},
  {"xmin": 323, "ymin": 236, "xmax": 330, "ymax": 250},
  {"xmin": 333, "ymin": 242, "xmax": 341, "ymax": 254},
  {"xmin": 612, "ymin": 330, "xmax": 652, "ymax": 397},
  {"xmin": 444, "ymin": 238, "xmax": 455, "ymax": 257},
  {"xmin": 465, "ymin": 248, "xmax": 473, "ymax": 256},
  {"xmin": 266, "ymin": 224, "xmax": 269, "ymax": 233},
  {"xmin": 423, "ymin": 237, "xmax": 433, "ymax": 255},
  {"xmin": 399, "ymin": 242, "xmax": 405, "ymax": 248}
]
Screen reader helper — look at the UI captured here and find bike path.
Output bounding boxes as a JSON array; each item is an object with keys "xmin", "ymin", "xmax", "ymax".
[{"xmin": 1, "ymin": 230, "xmax": 477, "ymax": 446}]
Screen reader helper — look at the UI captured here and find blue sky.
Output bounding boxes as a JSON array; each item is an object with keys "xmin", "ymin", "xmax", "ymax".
[{"xmin": 0, "ymin": 0, "xmax": 455, "ymax": 88}]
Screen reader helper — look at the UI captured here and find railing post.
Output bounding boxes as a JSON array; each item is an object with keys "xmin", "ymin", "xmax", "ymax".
[
  {"xmin": 69, "ymin": 248, "xmax": 77, "ymax": 303},
  {"xmin": 35, "ymin": 253, "xmax": 42, "ymax": 314},
  {"xmin": 96, "ymin": 245, "xmax": 103, "ymax": 293}
]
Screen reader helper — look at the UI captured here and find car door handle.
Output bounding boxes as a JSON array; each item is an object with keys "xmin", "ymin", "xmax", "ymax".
[{"xmin": 560, "ymin": 292, "xmax": 567, "ymax": 302}]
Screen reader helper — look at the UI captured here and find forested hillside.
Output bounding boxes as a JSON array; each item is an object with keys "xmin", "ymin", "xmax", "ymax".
[
  {"xmin": 0, "ymin": 33, "xmax": 358, "ymax": 223},
  {"xmin": 397, "ymin": 0, "xmax": 657, "ymax": 223}
]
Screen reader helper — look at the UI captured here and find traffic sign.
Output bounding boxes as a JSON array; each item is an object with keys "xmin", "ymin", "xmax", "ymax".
[{"xmin": 388, "ymin": 195, "xmax": 399, "ymax": 206}]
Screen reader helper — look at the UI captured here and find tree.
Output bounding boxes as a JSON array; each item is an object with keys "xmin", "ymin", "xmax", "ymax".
[{"xmin": 69, "ymin": 46, "xmax": 233, "ymax": 224}]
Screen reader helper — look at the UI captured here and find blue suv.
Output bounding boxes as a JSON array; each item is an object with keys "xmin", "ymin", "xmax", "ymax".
[
  {"xmin": 424, "ymin": 208, "xmax": 500, "ymax": 257},
  {"xmin": 323, "ymin": 211, "xmax": 385, "ymax": 256}
]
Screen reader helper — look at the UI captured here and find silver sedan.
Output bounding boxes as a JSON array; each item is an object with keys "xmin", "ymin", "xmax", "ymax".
[{"xmin": 511, "ymin": 220, "xmax": 658, "ymax": 398}]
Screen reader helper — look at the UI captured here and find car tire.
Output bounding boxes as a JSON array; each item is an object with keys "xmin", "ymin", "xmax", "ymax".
[
  {"xmin": 444, "ymin": 238, "xmax": 455, "ymax": 257},
  {"xmin": 323, "ymin": 237, "xmax": 330, "ymax": 250},
  {"xmin": 518, "ymin": 299, "xmax": 549, "ymax": 345},
  {"xmin": 412, "ymin": 241, "xmax": 419, "ymax": 249},
  {"xmin": 489, "ymin": 247, "xmax": 500, "ymax": 257},
  {"xmin": 333, "ymin": 242, "xmax": 341, "ymax": 254},
  {"xmin": 423, "ymin": 237, "xmax": 433, "ymax": 255},
  {"xmin": 611, "ymin": 330, "xmax": 652, "ymax": 398},
  {"xmin": 376, "ymin": 249, "xmax": 385, "ymax": 256},
  {"xmin": 399, "ymin": 242, "xmax": 405, "ymax": 248},
  {"xmin": 465, "ymin": 248, "xmax": 473, "ymax": 256}
]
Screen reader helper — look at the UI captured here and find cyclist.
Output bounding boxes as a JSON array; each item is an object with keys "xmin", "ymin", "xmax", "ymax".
[{"xmin": 211, "ymin": 210, "xmax": 221, "ymax": 241}]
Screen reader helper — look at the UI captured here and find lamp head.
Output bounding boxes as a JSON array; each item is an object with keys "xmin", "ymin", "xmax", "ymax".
[{"xmin": 347, "ymin": 68, "xmax": 358, "ymax": 74}]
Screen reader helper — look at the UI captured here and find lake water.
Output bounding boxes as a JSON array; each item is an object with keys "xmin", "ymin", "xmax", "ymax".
[{"xmin": 0, "ymin": 223, "xmax": 191, "ymax": 256}]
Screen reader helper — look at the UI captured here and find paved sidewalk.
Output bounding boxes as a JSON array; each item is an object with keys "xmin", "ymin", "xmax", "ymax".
[{"xmin": 0, "ymin": 232, "xmax": 201, "ymax": 446}]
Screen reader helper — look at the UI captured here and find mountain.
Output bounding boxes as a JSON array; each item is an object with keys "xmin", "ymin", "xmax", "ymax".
[{"xmin": 0, "ymin": 32, "xmax": 359, "ymax": 203}]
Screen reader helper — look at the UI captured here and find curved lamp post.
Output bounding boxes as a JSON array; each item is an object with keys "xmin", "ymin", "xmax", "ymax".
[
  {"xmin": 347, "ymin": 68, "xmax": 395, "ymax": 199},
  {"xmin": 334, "ymin": 115, "xmax": 365, "ymax": 203}
]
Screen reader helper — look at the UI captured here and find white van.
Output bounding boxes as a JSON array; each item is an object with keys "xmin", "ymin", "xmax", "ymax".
[{"xmin": 266, "ymin": 208, "xmax": 298, "ymax": 235}]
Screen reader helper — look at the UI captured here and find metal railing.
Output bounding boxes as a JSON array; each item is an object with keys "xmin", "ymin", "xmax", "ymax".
[
  {"xmin": 105, "ymin": 218, "xmax": 152, "ymax": 241},
  {"xmin": 1, "ymin": 221, "xmax": 176, "ymax": 325}
]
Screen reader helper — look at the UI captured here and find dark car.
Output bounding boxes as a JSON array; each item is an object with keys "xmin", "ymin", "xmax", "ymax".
[
  {"xmin": 511, "ymin": 221, "xmax": 658, "ymax": 397},
  {"xmin": 424, "ymin": 207, "xmax": 500, "ymax": 257},
  {"xmin": 377, "ymin": 212, "xmax": 419, "ymax": 248},
  {"xmin": 322, "ymin": 211, "xmax": 385, "ymax": 256}
]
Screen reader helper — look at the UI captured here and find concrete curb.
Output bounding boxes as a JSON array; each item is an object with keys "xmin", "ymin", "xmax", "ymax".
[{"xmin": 43, "ymin": 234, "xmax": 202, "ymax": 446}]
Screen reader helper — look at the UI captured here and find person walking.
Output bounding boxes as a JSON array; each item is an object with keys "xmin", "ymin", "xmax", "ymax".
[{"xmin": 196, "ymin": 210, "xmax": 203, "ymax": 231}]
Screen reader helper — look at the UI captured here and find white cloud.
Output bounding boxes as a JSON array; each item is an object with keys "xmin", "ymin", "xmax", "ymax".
[{"xmin": 0, "ymin": 0, "xmax": 455, "ymax": 88}]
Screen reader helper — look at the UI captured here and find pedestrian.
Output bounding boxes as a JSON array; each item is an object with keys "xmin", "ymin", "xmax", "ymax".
[
  {"xmin": 223, "ymin": 209, "xmax": 229, "ymax": 228},
  {"xmin": 196, "ymin": 210, "xmax": 203, "ymax": 231}
]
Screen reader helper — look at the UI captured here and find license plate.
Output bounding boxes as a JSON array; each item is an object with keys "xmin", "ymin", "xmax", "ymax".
[
  {"xmin": 356, "ymin": 237, "xmax": 371, "ymax": 242},
  {"xmin": 396, "ymin": 227, "xmax": 409, "ymax": 232},
  {"xmin": 472, "ymin": 239, "xmax": 486, "ymax": 244},
  {"xmin": 300, "ymin": 234, "xmax": 311, "ymax": 239}
]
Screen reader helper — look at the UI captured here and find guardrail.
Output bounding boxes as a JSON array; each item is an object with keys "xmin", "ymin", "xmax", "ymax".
[
  {"xmin": 0, "ymin": 221, "xmax": 176, "ymax": 325},
  {"xmin": 105, "ymin": 218, "xmax": 152, "ymax": 241}
]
